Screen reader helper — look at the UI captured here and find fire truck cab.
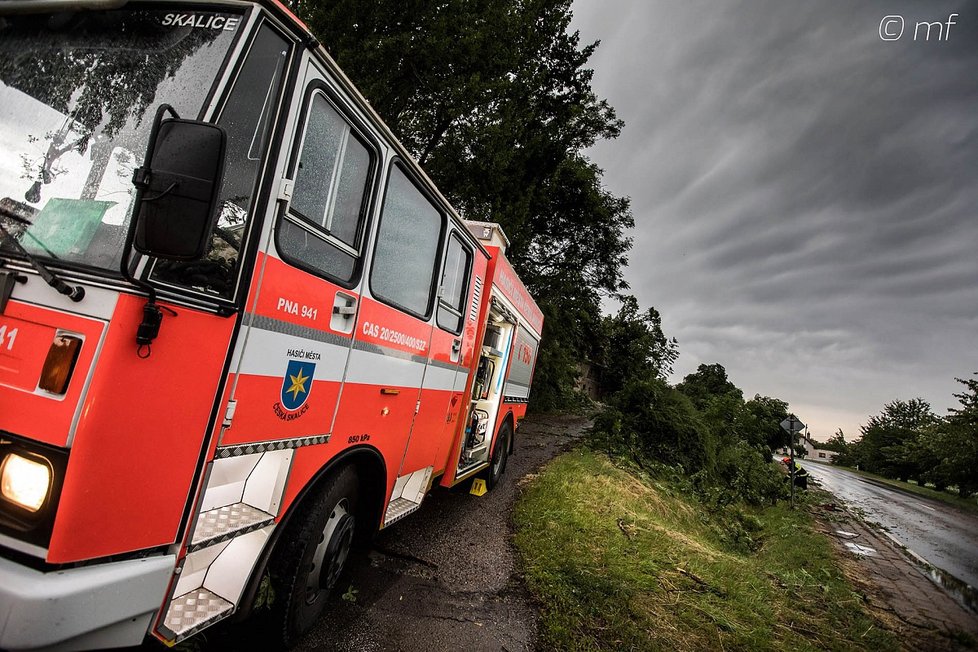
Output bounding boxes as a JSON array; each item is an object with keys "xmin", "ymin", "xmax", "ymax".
[{"xmin": 0, "ymin": 1, "xmax": 543, "ymax": 649}]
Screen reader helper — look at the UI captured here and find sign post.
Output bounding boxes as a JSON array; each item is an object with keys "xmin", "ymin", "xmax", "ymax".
[{"xmin": 780, "ymin": 415, "xmax": 806, "ymax": 506}]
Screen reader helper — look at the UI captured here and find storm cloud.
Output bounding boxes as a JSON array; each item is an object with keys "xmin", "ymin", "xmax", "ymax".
[{"xmin": 572, "ymin": 0, "xmax": 978, "ymax": 438}]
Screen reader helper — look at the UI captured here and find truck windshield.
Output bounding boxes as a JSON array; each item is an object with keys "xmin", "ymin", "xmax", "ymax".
[{"xmin": 0, "ymin": 7, "xmax": 242, "ymax": 274}]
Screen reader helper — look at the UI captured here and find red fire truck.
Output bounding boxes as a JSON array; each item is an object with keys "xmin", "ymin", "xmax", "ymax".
[{"xmin": 0, "ymin": 1, "xmax": 543, "ymax": 648}]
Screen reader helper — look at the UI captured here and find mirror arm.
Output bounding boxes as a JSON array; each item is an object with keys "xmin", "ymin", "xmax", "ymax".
[{"xmin": 121, "ymin": 104, "xmax": 181, "ymax": 357}]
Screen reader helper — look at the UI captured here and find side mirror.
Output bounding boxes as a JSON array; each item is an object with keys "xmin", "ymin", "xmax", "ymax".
[{"xmin": 131, "ymin": 116, "xmax": 226, "ymax": 260}]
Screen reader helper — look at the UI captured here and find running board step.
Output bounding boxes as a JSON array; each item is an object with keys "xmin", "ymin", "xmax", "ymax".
[
  {"xmin": 384, "ymin": 497, "xmax": 422, "ymax": 526},
  {"xmin": 161, "ymin": 588, "xmax": 233, "ymax": 641},
  {"xmin": 383, "ymin": 466, "xmax": 433, "ymax": 526},
  {"xmin": 189, "ymin": 502, "xmax": 274, "ymax": 552}
]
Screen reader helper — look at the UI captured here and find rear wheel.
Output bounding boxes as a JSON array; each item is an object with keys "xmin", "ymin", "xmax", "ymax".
[
  {"xmin": 486, "ymin": 421, "xmax": 512, "ymax": 489},
  {"xmin": 268, "ymin": 465, "xmax": 359, "ymax": 647}
]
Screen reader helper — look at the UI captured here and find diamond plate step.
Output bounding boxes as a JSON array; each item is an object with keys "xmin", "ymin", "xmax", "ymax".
[
  {"xmin": 163, "ymin": 588, "xmax": 233, "ymax": 641},
  {"xmin": 190, "ymin": 502, "xmax": 274, "ymax": 551},
  {"xmin": 384, "ymin": 497, "xmax": 421, "ymax": 526}
]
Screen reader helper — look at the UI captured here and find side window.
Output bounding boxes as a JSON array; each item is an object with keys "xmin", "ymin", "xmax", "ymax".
[
  {"xmin": 436, "ymin": 234, "xmax": 471, "ymax": 334},
  {"xmin": 278, "ymin": 91, "xmax": 373, "ymax": 284},
  {"xmin": 152, "ymin": 23, "xmax": 290, "ymax": 297},
  {"xmin": 370, "ymin": 165, "xmax": 443, "ymax": 318}
]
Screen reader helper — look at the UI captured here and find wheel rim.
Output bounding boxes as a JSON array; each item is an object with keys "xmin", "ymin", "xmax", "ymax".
[{"xmin": 305, "ymin": 498, "xmax": 355, "ymax": 605}]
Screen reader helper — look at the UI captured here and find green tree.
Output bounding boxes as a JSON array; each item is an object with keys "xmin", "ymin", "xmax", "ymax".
[
  {"xmin": 594, "ymin": 377, "xmax": 712, "ymax": 473},
  {"xmin": 824, "ymin": 429, "xmax": 858, "ymax": 466},
  {"xmin": 592, "ymin": 361, "xmax": 789, "ymax": 506},
  {"xmin": 822, "ymin": 429, "xmax": 849, "ymax": 453},
  {"xmin": 676, "ymin": 363, "xmax": 744, "ymax": 411},
  {"xmin": 596, "ymin": 295, "xmax": 678, "ymax": 396},
  {"xmin": 676, "ymin": 365, "xmax": 753, "ymax": 469},
  {"xmin": 529, "ymin": 284, "xmax": 605, "ymax": 410},
  {"xmin": 739, "ymin": 395, "xmax": 790, "ymax": 452},
  {"xmin": 856, "ymin": 398, "xmax": 939, "ymax": 482},
  {"xmin": 921, "ymin": 375, "xmax": 978, "ymax": 497},
  {"xmin": 291, "ymin": 0, "xmax": 631, "ymax": 410}
]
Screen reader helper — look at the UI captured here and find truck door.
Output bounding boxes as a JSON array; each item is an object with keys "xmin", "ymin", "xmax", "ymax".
[
  {"xmin": 218, "ymin": 57, "xmax": 380, "ymax": 451},
  {"xmin": 399, "ymin": 229, "xmax": 477, "ymax": 477},
  {"xmin": 329, "ymin": 162, "xmax": 443, "ymax": 509}
]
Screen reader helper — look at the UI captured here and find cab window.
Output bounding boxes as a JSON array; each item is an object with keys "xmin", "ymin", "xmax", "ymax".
[
  {"xmin": 278, "ymin": 91, "xmax": 374, "ymax": 284},
  {"xmin": 151, "ymin": 22, "xmax": 290, "ymax": 298},
  {"xmin": 370, "ymin": 165, "xmax": 443, "ymax": 318},
  {"xmin": 436, "ymin": 234, "xmax": 471, "ymax": 334}
]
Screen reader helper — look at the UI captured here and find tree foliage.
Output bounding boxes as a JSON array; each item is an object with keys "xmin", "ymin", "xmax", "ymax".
[
  {"xmin": 852, "ymin": 398, "xmax": 939, "ymax": 482},
  {"xmin": 292, "ymin": 0, "xmax": 632, "ymax": 409},
  {"xmin": 740, "ymin": 395, "xmax": 791, "ymax": 452},
  {"xmin": 918, "ymin": 376, "xmax": 978, "ymax": 497},
  {"xmin": 592, "ymin": 360, "xmax": 791, "ymax": 506},
  {"xmin": 594, "ymin": 378, "xmax": 711, "ymax": 472},
  {"xmin": 676, "ymin": 363, "xmax": 744, "ymax": 411},
  {"xmin": 839, "ymin": 377, "xmax": 978, "ymax": 498},
  {"xmin": 821, "ymin": 429, "xmax": 855, "ymax": 465},
  {"xmin": 595, "ymin": 295, "xmax": 678, "ymax": 396}
]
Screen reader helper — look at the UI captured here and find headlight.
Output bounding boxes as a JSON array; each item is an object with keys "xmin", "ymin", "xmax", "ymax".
[{"xmin": 1, "ymin": 453, "xmax": 52, "ymax": 512}]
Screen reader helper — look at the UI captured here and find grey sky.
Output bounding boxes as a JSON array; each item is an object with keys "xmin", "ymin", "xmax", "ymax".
[{"xmin": 571, "ymin": 0, "xmax": 978, "ymax": 439}]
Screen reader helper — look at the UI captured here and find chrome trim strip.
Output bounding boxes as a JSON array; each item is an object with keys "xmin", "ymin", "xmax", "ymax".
[{"xmin": 215, "ymin": 434, "xmax": 330, "ymax": 458}]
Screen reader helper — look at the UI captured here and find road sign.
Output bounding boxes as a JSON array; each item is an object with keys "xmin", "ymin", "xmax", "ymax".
[{"xmin": 780, "ymin": 416, "xmax": 805, "ymax": 434}]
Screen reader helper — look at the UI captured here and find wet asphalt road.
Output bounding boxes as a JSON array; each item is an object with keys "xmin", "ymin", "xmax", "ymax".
[
  {"xmin": 803, "ymin": 462, "xmax": 978, "ymax": 589},
  {"xmin": 284, "ymin": 414, "xmax": 588, "ymax": 652}
]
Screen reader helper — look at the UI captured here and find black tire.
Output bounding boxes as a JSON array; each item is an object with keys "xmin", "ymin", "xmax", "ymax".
[
  {"xmin": 486, "ymin": 421, "xmax": 512, "ymax": 489},
  {"xmin": 268, "ymin": 465, "xmax": 359, "ymax": 648}
]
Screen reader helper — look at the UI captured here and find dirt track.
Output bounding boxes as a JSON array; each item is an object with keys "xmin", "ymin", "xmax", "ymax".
[{"xmin": 285, "ymin": 414, "xmax": 588, "ymax": 652}]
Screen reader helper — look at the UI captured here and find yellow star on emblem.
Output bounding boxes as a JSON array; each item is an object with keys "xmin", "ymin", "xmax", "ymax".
[{"xmin": 286, "ymin": 368, "xmax": 309, "ymax": 400}]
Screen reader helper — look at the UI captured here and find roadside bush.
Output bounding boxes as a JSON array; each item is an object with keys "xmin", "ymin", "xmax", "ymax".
[
  {"xmin": 699, "ymin": 439, "xmax": 788, "ymax": 507},
  {"xmin": 591, "ymin": 375, "xmax": 788, "ymax": 507},
  {"xmin": 592, "ymin": 377, "xmax": 712, "ymax": 473}
]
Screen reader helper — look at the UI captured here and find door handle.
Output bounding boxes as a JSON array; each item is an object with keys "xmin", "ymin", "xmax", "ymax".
[{"xmin": 330, "ymin": 293, "xmax": 357, "ymax": 334}]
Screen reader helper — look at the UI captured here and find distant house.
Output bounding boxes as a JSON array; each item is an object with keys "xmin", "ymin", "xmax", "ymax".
[
  {"xmin": 778, "ymin": 435, "xmax": 838, "ymax": 462},
  {"xmin": 801, "ymin": 435, "xmax": 838, "ymax": 462}
]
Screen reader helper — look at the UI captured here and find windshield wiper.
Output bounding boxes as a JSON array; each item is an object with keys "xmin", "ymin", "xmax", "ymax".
[{"xmin": 0, "ymin": 215, "xmax": 85, "ymax": 302}]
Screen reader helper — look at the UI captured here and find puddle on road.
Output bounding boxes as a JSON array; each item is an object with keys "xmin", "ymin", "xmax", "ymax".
[
  {"xmin": 844, "ymin": 542, "xmax": 878, "ymax": 557},
  {"xmin": 926, "ymin": 564, "xmax": 978, "ymax": 614}
]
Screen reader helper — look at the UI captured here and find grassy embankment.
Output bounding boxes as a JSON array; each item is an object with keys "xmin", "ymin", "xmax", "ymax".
[
  {"xmin": 820, "ymin": 462, "xmax": 978, "ymax": 514},
  {"xmin": 514, "ymin": 449, "xmax": 897, "ymax": 651}
]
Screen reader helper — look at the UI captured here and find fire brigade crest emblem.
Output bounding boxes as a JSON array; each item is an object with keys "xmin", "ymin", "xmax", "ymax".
[{"xmin": 280, "ymin": 360, "xmax": 315, "ymax": 411}]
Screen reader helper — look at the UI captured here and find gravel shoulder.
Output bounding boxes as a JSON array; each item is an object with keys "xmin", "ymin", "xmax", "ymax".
[{"xmin": 809, "ymin": 487, "xmax": 978, "ymax": 650}]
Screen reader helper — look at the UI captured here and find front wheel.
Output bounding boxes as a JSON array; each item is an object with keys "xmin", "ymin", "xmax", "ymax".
[{"xmin": 268, "ymin": 465, "xmax": 359, "ymax": 647}]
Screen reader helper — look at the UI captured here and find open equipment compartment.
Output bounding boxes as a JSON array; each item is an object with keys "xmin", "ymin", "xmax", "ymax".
[{"xmin": 457, "ymin": 299, "xmax": 516, "ymax": 473}]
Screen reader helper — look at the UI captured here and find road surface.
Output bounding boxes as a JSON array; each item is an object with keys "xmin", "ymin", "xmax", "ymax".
[{"xmin": 803, "ymin": 462, "xmax": 978, "ymax": 591}]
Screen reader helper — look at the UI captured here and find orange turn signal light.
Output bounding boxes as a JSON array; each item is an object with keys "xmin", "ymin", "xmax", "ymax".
[{"xmin": 39, "ymin": 335, "xmax": 82, "ymax": 395}]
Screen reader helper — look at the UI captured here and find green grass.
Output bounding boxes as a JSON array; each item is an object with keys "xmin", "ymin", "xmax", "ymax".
[
  {"xmin": 514, "ymin": 449, "xmax": 897, "ymax": 651},
  {"xmin": 824, "ymin": 463, "xmax": 978, "ymax": 514}
]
